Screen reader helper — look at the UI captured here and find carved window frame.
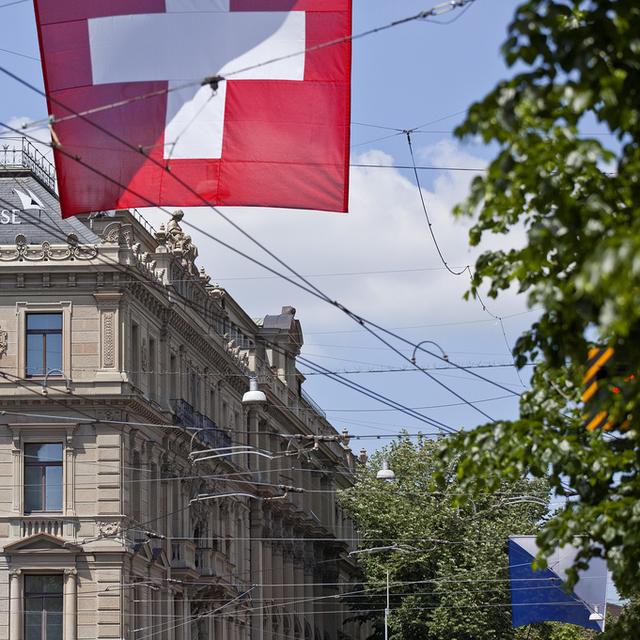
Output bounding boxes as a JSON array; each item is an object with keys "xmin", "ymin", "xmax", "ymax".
[
  {"xmin": 8, "ymin": 423, "xmax": 77, "ymax": 516},
  {"xmin": 16, "ymin": 302, "xmax": 72, "ymax": 380}
]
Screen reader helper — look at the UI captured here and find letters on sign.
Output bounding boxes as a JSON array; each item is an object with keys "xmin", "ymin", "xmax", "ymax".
[{"xmin": 0, "ymin": 210, "xmax": 21, "ymax": 225}]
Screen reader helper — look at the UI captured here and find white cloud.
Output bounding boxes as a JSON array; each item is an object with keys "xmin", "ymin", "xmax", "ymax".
[{"xmin": 143, "ymin": 140, "xmax": 528, "ymax": 335}]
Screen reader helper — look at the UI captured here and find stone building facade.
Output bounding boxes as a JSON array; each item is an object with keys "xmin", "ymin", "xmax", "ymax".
[{"xmin": 0, "ymin": 140, "xmax": 362, "ymax": 640}]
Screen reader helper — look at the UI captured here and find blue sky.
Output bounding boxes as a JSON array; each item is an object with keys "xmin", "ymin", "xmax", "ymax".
[{"xmin": 0, "ymin": 0, "xmax": 534, "ymax": 441}]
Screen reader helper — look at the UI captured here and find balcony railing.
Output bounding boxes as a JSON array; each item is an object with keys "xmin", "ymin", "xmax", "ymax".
[
  {"xmin": 0, "ymin": 137, "xmax": 56, "ymax": 192},
  {"xmin": 171, "ymin": 399, "xmax": 232, "ymax": 449},
  {"xmin": 172, "ymin": 398, "xmax": 195, "ymax": 428}
]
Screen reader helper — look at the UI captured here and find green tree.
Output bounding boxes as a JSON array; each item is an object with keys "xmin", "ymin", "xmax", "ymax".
[
  {"xmin": 339, "ymin": 437, "xmax": 553, "ymax": 640},
  {"xmin": 435, "ymin": 0, "xmax": 640, "ymax": 630}
]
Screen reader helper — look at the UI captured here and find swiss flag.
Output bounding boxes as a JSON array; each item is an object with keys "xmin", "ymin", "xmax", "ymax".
[{"xmin": 34, "ymin": 0, "xmax": 352, "ymax": 217}]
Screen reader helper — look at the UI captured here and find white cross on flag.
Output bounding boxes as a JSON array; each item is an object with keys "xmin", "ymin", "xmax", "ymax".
[{"xmin": 34, "ymin": 0, "xmax": 352, "ymax": 217}]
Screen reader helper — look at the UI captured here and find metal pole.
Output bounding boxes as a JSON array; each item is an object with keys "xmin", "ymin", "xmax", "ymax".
[{"xmin": 385, "ymin": 569, "xmax": 390, "ymax": 640}]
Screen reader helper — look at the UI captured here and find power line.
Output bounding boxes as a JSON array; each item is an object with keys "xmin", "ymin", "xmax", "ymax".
[
  {"xmin": 0, "ymin": 46, "xmax": 39, "ymax": 61},
  {"xmin": 0, "ymin": 79, "xmax": 521, "ymax": 411},
  {"xmin": 304, "ymin": 308, "xmax": 541, "ymax": 335},
  {"xmin": 403, "ymin": 131, "xmax": 527, "ymax": 387},
  {"xmin": 0, "ymin": 0, "xmax": 28, "ymax": 8},
  {"xmin": 352, "ymin": 162, "xmax": 486, "ymax": 172},
  {"xmin": 351, "ymin": 107, "xmax": 471, "ymax": 148},
  {"xmin": 0, "ymin": 194, "xmax": 457, "ymax": 434},
  {"xmin": 0, "ymin": 175, "xmax": 498, "ymax": 436},
  {"xmin": 20, "ymin": 0, "xmax": 477, "ymax": 132}
]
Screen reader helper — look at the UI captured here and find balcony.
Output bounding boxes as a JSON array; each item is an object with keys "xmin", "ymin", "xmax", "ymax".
[
  {"xmin": 171, "ymin": 399, "xmax": 196, "ymax": 428},
  {"xmin": 199, "ymin": 415, "xmax": 232, "ymax": 449},
  {"xmin": 171, "ymin": 399, "xmax": 232, "ymax": 449},
  {"xmin": 170, "ymin": 540, "xmax": 199, "ymax": 578}
]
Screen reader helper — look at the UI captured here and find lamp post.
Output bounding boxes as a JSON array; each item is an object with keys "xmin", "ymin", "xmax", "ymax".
[{"xmin": 348, "ymin": 543, "xmax": 420, "ymax": 640}]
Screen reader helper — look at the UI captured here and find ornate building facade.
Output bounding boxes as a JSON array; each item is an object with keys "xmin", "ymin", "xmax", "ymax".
[{"xmin": 0, "ymin": 140, "xmax": 362, "ymax": 640}]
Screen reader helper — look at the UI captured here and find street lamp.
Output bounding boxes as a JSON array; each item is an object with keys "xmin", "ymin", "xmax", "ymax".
[
  {"xmin": 242, "ymin": 377, "xmax": 266, "ymax": 404},
  {"xmin": 376, "ymin": 460, "xmax": 396, "ymax": 482}
]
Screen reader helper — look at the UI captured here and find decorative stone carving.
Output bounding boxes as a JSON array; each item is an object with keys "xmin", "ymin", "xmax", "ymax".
[
  {"xmin": 98, "ymin": 521, "xmax": 120, "ymax": 537},
  {"xmin": 103, "ymin": 312, "xmax": 115, "ymax": 368},
  {"xmin": 157, "ymin": 211, "xmax": 201, "ymax": 274},
  {"xmin": 103, "ymin": 221, "xmax": 133, "ymax": 246},
  {"xmin": 0, "ymin": 327, "xmax": 7, "ymax": 358},
  {"xmin": 0, "ymin": 236, "xmax": 98, "ymax": 262}
]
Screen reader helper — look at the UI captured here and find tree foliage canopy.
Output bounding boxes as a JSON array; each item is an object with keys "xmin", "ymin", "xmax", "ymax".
[
  {"xmin": 437, "ymin": 0, "xmax": 640, "ymax": 620},
  {"xmin": 339, "ymin": 438, "xmax": 564, "ymax": 639}
]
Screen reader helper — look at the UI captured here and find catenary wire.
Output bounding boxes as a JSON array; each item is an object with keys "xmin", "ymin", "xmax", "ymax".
[
  {"xmin": 404, "ymin": 131, "xmax": 527, "ymax": 387},
  {"xmin": 2, "ymin": 115, "xmax": 528, "ymax": 408},
  {"xmin": 18, "ymin": 0, "xmax": 477, "ymax": 132},
  {"xmin": 0, "ymin": 116, "xmax": 519, "ymax": 414},
  {"xmin": 0, "ymin": 198, "xmax": 456, "ymax": 434}
]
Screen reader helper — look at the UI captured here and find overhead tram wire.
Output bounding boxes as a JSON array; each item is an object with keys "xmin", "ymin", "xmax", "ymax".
[
  {"xmin": 0, "ymin": 122, "xmax": 519, "ymax": 421},
  {"xmin": 1, "ymin": 23, "xmax": 519, "ymax": 412},
  {"xmin": 0, "ymin": 195, "xmax": 458, "ymax": 432},
  {"xmin": 0, "ymin": 47, "xmax": 39, "ymax": 62},
  {"xmin": 294, "ymin": 356, "xmax": 457, "ymax": 433},
  {"xmin": 0, "ymin": 0, "xmax": 28, "ymax": 8},
  {"xmin": 0, "ymin": 199, "xmax": 455, "ymax": 433},
  {"xmin": 18, "ymin": 0, "xmax": 478, "ymax": 132},
  {"xmin": 351, "ymin": 107, "xmax": 470, "ymax": 149},
  {"xmin": 404, "ymin": 131, "xmax": 527, "ymax": 388}
]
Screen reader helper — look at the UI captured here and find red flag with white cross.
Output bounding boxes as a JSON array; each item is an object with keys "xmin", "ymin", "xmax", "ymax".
[{"xmin": 33, "ymin": 0, "xmax": 352, "ymax": 216}]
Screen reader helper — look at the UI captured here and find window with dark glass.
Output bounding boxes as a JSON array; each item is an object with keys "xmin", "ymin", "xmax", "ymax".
[
  {"xmin": 24, "ymin": 444, "xmax": 63, "ymax": 513},
  {"xmin": 26, "ymin": 313, "xmax": 62, "ymax": 377},
  {"xmin": 24, "ymin": 575, "xmax": 63, "ymax": 640}
]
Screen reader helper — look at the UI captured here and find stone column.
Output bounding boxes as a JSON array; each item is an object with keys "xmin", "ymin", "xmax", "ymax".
[
  {"xmin": 167, "ymin": 589, "xmax": 177, "ymax": 640},
  {"xmin": 271, "ymin": 538, "xmax": 284, "ymax": 635},
  {"xmin": 293, "ymin": 541, "xmax": 305, "ymax": 640},
  {"xmin": 9, "ymin": 570, "xmax": 22, "ymax": 640},
  {"xmin": 64, "ymin": 569, "xmax": 78, "ymax": 640},
  {"xmin": 249, "ymin": 502, "xmax": 264, "ymax": 640},
  {"xmin": 183, "ymin": 592, "xmax": 191, "ymax": 640},
  {"xmin": 312, "ymin": 547, "xmax": 324, "ymax": 640},
  {"xmin": 303, "ymin": 544, "xmax": 315, "ymax": 640},
  {"xmin": 64, "ymin": 432, "xmax": 76, "ymax": 517},
  {"xmin": 282, "ymin": 535, "xmax": 295, "ymax": 638}
]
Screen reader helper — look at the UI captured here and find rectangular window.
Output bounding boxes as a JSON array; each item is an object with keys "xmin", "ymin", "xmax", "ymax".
[
  {"xmin": 24, "ymin": 444, "xmax": 63, "ymax": 513},
  {"xmin": 26, "ymin": 313, "xmax": 62, "ymax": 377},
  {"xmin": 24, "ymin": 575, "xmax": 63, "ymax": 640}
]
